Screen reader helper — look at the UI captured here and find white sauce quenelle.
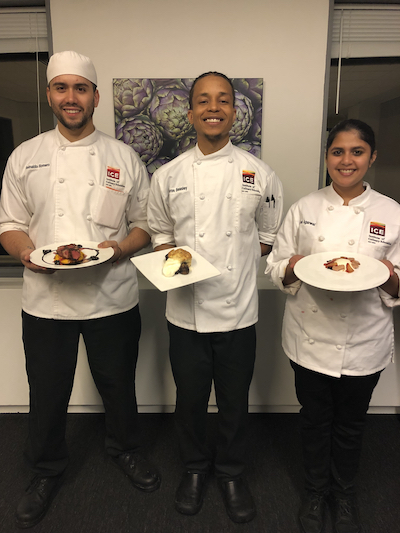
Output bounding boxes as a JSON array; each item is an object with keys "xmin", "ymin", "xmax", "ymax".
[{"xmin": 162, "ymin": 258, "xmax": 182, "ymax": 277}]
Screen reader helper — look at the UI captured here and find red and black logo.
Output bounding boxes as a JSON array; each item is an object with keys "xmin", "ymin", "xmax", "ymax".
[
  {"xmin": 107, "ymin": 166, "xmax": 120, "ymax": 180},
  {"xmin": 242, "ymin": 170, "xmax": 255, "ymax": 185},
  {"xmin": 370, "ymin": 221, "xmax": 385, "ymax": 237}
]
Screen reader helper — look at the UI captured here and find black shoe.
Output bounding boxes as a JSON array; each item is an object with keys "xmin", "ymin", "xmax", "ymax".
[
  {"xmin": 113, "ymin": 452, "xmax": 161, "ymax": 492},
  {"xmin": 218, "ymin": 478, "xmax": 256, "ymax": 523},
  {"xmin": 299, "ymin": 491, "xmax": 327, "ymax": 533},
  {"xmin": 15, "ymin": 475, "xmax": 62, "ymax": 529},
  {"xmin": 331, "ymin": 496, "xmax": 361, "ymax": 533},
  {"xmin": 175, "ymin": 472, "xmax": 208, "ymax": 515}
]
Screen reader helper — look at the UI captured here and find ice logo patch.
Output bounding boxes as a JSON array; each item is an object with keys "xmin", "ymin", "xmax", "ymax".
[
  {"xmin": 242, "ymin": 170, "xmax": 255, "ymax": 185},
  {"xmin": 107, "ymin": 166, "xmax": 120, "ymax": 180},
  {"xmin": 370, "ymin": 222, "xmax": 385, "ymax": 237}
]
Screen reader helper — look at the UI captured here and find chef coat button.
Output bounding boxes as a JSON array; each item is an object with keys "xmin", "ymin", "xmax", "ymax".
[
  {"xmin": 227, "ymin": 265, "xmax": 232, "ymax": 271},
  {"xmin": 58, "ymin": 211, "xmax": 64, "ymax": 217},
  {"xmin": 226, "ymin": 193, "xmax": 232, "ymax": 199},
  {"xmin": 58, "ymin": 178, "xmax": 64, "ymax": 183},
  {"xmin": 199, "ymin": 194, "xmax": 205, "ymax": 200},
  {"xmin": 340, "ymin": 313, "xmax": 347, "ymax": 319},
  {"xmin": 328, "ymin": 205, "xmax": 334, "ymax": 211},
  {"xmin": 312, "ymin": 307, "xmax": 318, "ymax": 313},
  {"xmin": 87, "ymin": 215, "xmax": 92, "ymax": 221},
  {"xmin": 226, "ymin": 231, "xmax": 232, "ymax": 237},
  {"xmin": 308, "ymin": 338, "xmax": 315, "ymax": 345},
  {"xmin": 336, "ymin": 345, "xmax": 342, "ymax": 350},
  {"xmin": 198, "ymin": 299, "xmax": 204, "ymax": 305},
  {"xmin": 88, "ymin": 180, "xmax": 94, "ymax": 186},
  {"xmin": 226, "ymin": 299, "xmax": 231, "ymax": 304},
  {"xmin": 60, "ymin": 146, "xmax": 66, "ymax": 151},
  {"xmin": 228, "ymin": 158, "xmax": 233, "ymax": 163},
  {"xmin": 318, "ymin": 236, "xmax": 325, "ymax": 242},
  {"xmin": 199, "ymin": 232, "xmax": 205, "ymax": 237},
  {"xmin": 348, "ymin": 239, "xmax": 355, "ymax": 245},
  {"xmin": 196, "ymin": 160, "xmax": 202, "ymax": 165},
  {"xmin": 89, "ymin": 149, "xmax": 95, "ymax": 155},
  {"xmin": 354, "ymin": 208, "xmax": 360, "ymax": 214}
]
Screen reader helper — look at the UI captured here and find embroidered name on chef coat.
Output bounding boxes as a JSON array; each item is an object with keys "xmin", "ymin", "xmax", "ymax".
[
  {"xmin": 25, "ymin": 163, "xmax": 50, "ymax": 171},
  {"xmin": 169, "ymin": 187, "xmax": 188, "ymax": 194},
  {"xmin": 106, "ymin": 166, "xmax": 124, "ymax": 191}
]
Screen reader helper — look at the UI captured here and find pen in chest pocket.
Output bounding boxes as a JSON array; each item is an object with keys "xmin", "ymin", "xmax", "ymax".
[{"xmin": 265, "ymin": 195, "xmax": 276, "ymax": 208}]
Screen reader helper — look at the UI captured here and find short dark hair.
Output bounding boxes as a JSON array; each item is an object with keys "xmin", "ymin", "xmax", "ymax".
[
  {"xmin": 326, "ymin": 119, "xmax": 376, "ymax": 155},
  {"xmin": 189, "ymin": 72, "xmax": 235, "ymax": 109}
]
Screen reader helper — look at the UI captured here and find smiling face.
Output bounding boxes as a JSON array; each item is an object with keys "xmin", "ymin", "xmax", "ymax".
[
  {"xmin": 47, "ymin": 74, "xmax": 99, "ymax": 141},
  {"xmin": 326, "ymin": 129, "xmax": 377, "ymax": 202},
  {"xmin": 187, "ymin": 75, "xmax": 236, "ymax": 155}
]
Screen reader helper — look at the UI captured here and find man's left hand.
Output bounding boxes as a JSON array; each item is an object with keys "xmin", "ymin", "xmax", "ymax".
[{"xmin": 98, "ymin": 240, "xmax": 122, "ymax": 264}]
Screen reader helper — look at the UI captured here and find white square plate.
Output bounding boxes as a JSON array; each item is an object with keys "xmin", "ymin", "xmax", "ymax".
[{"xmin": 131, "ymin": 245, "xmax": 221, "ymax": 292}]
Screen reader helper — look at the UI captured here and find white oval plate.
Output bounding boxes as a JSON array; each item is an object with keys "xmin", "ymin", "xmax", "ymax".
[
  {"xmin": 30, "ymin": 241, "xmax": 114, "ymax": 269},
  {"xmin": 294, "ymin": 251, "xmax": 390, "ymax": 292}
]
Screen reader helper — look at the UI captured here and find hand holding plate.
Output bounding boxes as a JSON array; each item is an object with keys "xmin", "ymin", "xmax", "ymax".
[{"xmin": 21, "ymin": 247, "xmax": 55, "ymax": 275}]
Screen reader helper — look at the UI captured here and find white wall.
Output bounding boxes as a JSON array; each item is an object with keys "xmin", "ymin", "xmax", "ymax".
[
  {"xmin": 5, "ymin": 0, "xmax": 397, "ymax": 414},
  {"xmin": 49, "ymin": 0, "xmax": 332, "ymax": 213}
]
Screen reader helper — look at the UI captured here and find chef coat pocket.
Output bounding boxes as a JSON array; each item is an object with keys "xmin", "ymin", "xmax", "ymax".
[
  {"xmin": 92, "ymin": 186, "xmax": 129, "ymax": 229},
  {"xmin": 237, "ymin": 193, "xmax": 260, "ymax": 233}
]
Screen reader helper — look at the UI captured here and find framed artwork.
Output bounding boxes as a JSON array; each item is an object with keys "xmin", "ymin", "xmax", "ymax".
[{"xmin": 113, "ymin": 77, "xmax": 263, "ymax": 177}]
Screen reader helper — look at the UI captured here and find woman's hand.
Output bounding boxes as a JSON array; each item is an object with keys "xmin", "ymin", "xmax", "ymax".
[
  {"xmin": 283, "ymin": 255, "xmax": 304, "ymax": 286},
  {"xmin": 379, "ymin": 259, "xmax": 399, "ymax": 297}
]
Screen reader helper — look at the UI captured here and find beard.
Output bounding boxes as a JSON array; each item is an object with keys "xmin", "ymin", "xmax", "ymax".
[{"xmin": 50, "ymin": 99, "xmax": 95, "ymax": 132}]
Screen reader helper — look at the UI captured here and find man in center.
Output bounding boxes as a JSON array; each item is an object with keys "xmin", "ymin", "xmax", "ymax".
[{"xmin": 147, "ymin": 72, "xmax": 283, "ymax": 523}]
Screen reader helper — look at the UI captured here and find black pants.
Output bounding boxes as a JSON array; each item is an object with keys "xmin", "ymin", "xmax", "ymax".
[
  {"xmin": 22, "ymin": 306, "xmax": 142, "ymax": 477},
  {"xmin": 291, "ymin": 361, "xmax": 381, "ymax": 496},
  {"xmin": 168, "ymin": 322, "xmax": 256, "ymax": 479}
]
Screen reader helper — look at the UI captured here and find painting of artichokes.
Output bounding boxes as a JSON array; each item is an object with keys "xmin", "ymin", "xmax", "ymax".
[{"xmin": 113, "ymin": 77, "xmax": 263, "ymax": 177}]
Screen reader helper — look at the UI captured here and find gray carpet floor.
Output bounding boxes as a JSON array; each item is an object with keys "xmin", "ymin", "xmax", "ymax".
[{"xmin": 0, "ymin": 413, "xmax": 399, "ymax": 533}]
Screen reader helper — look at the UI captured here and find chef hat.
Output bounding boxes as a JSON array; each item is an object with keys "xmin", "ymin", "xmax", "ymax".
[{"xmin": 47, "ymin": 51, "xmax": 97, "ymax": 86}]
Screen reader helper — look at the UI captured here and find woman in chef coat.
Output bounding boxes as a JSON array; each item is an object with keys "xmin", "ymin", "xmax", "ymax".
[{"xmin": 266, "ymin": 119, "xmax": 400, "ymax": 533}]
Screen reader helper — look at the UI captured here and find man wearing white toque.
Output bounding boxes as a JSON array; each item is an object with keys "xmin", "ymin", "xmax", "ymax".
[{"xmin": 0, "ymin": 50, "xmax": 160, "ymax": 529}]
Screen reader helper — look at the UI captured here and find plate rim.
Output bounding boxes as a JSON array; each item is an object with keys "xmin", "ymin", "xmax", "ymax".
[
  {"xmin": 30, "ymin": 240, "xmax": 114, "ymax": 269},
  {"xmin": 293, "ymin": 250, "xmax": 390, "ymax": 292}
]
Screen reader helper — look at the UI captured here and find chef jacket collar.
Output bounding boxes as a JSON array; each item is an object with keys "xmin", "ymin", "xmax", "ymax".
[
  {"xmin": 326, "ymin": 181, "xmax": 371, "ymax": 206},
  {"xmin": 55, "ymin": 125, "xmax": 99, "ymax": 147},
  {"xmin": 194, "ymin": 140, "xmax": 234, "ymax": 162}
]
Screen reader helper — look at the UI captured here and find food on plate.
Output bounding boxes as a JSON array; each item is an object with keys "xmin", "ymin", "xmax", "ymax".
[
  {"xmin": 324, "ymin": 256, "xmax": 360, "ymax": 273},
  {"xmin": 162, "ymin": 248, "xmax": 192, "ymax": 277},
  {"xmin": 54, "ymin": 243, "xmax": 87, "ymax": 265}
]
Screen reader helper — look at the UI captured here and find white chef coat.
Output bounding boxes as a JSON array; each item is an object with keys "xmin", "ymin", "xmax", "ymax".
[
  {"xmin": 0, "ymin": 127, "xmax": 150, "ymax": 320},
  {"xmin": 265, "ymin": 183, "xmax": 400, "ymax": 377},
  {"xmin": 147, "ymin": 141, "xmax": 283, "ymax": 333}
]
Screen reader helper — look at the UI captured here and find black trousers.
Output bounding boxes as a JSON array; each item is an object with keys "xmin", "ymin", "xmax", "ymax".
[
  {"xmin": 22, "ymin": 306, "xmax": 142, "ymax": 477},
  {"xmin": 168, "ymin": 322, "xmax": 256, "ymax": 480},
  {"xmin": 291, "ymin": 361, "xmax": 381, "ymax": 496}
]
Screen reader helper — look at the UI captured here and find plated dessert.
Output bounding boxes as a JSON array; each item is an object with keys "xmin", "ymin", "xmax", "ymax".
[
  {"xmin": 324, "ymin": 256, "xmax": 360, "ymax": 273},
  {"xmin": 162, "ymin": 248, "xmax": 192, "ymax": 277}
]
